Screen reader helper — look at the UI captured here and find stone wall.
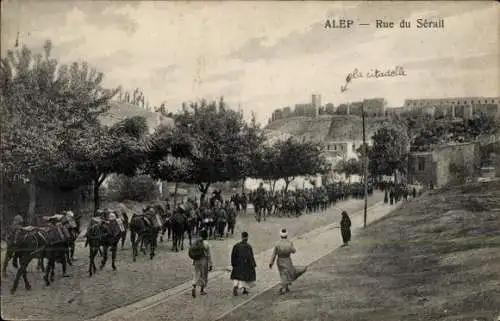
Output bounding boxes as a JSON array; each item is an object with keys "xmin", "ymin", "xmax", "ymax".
[
  {"xmin": 408, "ymin": 153, "xmax": 436, "ymax": 187},
  {"xmin": 435, "ymin": 143, "xmax": 479, "ymax": 187},
  {"xmin": 408, "ymin": 143, "xmax": 480, "ymax": 188}
]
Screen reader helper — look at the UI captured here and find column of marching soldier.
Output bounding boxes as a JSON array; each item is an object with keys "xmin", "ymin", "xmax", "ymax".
[{"xmin": 3, "ymin": 181, "xmax": 420, "ymax": 294}]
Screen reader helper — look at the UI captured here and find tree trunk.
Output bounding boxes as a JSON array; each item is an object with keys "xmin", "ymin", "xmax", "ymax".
[
  {"xmin": 27, "ymin": 175, "xmax": 36, "ymax": 225},
  {"xmin": 284, "ymin": 177, "xmax": 294, "ymax": 192},
  {"xmin": 173, "ymin": 182, "xmax": 179, "ymax": 208},
  {"xmin": 241, "ymin": 178, "xmax": 245, "ymax": 194},
  {"xmin": 157, "ymin": 180, "xmax": 163, "ymax": 200},
  {"xmin": 93, "ymin": 179, "xmax": 100, "ymax": 215},
  {"xmin": 93, "ymin": 173, "xmax": 107, "ymax": 214}
]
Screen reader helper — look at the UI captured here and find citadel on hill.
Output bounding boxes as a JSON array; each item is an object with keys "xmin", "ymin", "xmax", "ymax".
[
  {"xmin": 268, "ymin": 94, "xmax": 500, "ymax": 124},
  {"xmin": 265, "ymin": 93, "xmax": 500, "ymax": 188}
]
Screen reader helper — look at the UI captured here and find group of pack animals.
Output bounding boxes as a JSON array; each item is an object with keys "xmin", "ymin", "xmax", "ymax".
[
  {"xmin": 3, "ymin": 192, "xmax": 238, "ymax": 295},
  {"xmin": 3, "ymin": 211, "xmax": 81, "ymax": 295},
  {"xmin": 4, "ymin": 183, "xmax": 411, "ymax": 295}
]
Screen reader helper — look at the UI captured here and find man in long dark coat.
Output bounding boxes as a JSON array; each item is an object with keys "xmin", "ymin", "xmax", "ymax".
[
  {"xmin": 340, "ymin": 211, "xmax": 352, "ymax": 246},
  {"xmin": 230, "ymin": 231, "xmax": 256, "ymax": 296}
]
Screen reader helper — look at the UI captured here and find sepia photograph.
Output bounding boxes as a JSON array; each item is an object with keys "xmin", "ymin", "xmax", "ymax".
[{"xmin": 1, "ymin": 1, "xmax": 499, "ymax": 321}]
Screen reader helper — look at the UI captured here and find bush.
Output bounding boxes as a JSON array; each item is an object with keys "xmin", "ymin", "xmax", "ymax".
[
  {"xmin": 105, "ymin": 174, "xmax": 159, "ymax": 202},
  {"xmin": 449, "ymin": 162, "xmax": 475, "ymax": 185}
]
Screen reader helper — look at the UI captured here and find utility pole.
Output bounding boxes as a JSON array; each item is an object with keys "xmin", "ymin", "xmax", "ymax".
[{"xmin": 362, "ymin": 103, "xmax": 368, "ymax": 228}]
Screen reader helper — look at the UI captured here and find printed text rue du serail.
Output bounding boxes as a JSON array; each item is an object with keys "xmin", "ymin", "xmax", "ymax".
[{"xmin": 324, "ymin": 18, "xmax": 444, "ymax": 29}]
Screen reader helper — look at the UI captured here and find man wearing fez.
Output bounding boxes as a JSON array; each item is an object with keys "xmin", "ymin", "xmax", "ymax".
[{"xmin": 230, "ymin": 231, "xmax": 256, "ymax": 296}]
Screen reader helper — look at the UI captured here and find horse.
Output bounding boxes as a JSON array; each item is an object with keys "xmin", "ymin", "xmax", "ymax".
[
  {"xmin": 86, "ymin": 216, "xmax": 121, "ymax": 277},
  {"xmin": 129, "ymin": 207, "xmax": 161, "ymax": 261},
  {"xmin": 160, "ymin": 210, "xmax": 172, "ymax": 243},
  {"xmin": 7, "ymin": 224, "xmax": 69, "ymax": 294},
  {"xmin": 2, "ymin": 226, "xmax": 34, "ymax": 278},
  {"xmin": 37, "ymin": 213, "xmax": 78, "ymax": 271},
  {"xmin": 38, "ymin": 224, "xmax": 72, "ymax": 287},
  {"xmin": 36, "ymin": 215, "xmax": 74, "ymax": 280},
  {"xmin": 170, "ymin": 209, "xmax": 188, "ymax": 252},
  {"xmin": 114, "ymin": 209, "xmax": 129, "ymax": 249},
  {"xmin": 6, "ymin": 226, "xmax": 45, "ymax": 294}
]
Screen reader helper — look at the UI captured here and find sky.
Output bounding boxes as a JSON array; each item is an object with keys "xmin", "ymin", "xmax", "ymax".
[{"xmin": 1, "ymin": 1, "xmax": 499, "ymax": 125}]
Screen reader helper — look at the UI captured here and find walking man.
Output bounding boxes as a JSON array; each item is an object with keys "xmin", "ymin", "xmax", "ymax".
[
  {"xmin": 230, "ymin": 231, "xmax": 256, "ymax": 296},
  {"xmin": 190, "ymin": 229, "xmax": 213, "ymax": 298},
  {"xmin": 340, "ymin": 210, "xmax": 352, "ymax": 246},
  {"xmin": 269, "ymin": 228, "xmax": 307, "ymax": 294},
  {"xmin": 214, "ymin": 201, "xmax": 227, "ymax": 239}
]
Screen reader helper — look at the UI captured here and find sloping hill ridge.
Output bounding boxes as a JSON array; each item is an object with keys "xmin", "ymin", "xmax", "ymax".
[
  {"xmin": 99, "ymin": 101, "xmax": 174, "ymax": 132},
  {"xmin": 266, "ymin": 115, "xmax": 397, "ymax": 141},
  {"xmin": 266, "ymin": 116, "xmax": 335, "ymax": 141},
  {"xmin": 327, "ymin": 115, "xmax": 396, "ymax": 141}
]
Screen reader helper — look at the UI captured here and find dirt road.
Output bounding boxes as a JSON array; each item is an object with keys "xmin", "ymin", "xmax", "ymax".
[{"xmin": 1, "ymin": 193, "xmax": 382, "ymax": 321}]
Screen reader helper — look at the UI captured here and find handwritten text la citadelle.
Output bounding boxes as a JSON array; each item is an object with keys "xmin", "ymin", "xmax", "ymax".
[{"xmin": 340, "ymin": 65, "xmax": 407, "ymax": 93}]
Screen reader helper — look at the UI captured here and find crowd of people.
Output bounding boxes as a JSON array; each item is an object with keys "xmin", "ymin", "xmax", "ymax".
[
  {"xmin": 4, "ymin": 179, "xmax": 421, "ymax": 295},
  {"xmin": 247, "ymin": 182, "xmax": 374, "ymax": 221},
  {"xmin": 190, "ymin": 228, "xmax": 309, "ymax": 298}
]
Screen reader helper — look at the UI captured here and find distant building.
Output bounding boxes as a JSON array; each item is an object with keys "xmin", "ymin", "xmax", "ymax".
[
  {"xmin": 272, "ymin": 108, "xmax": 284, "ymax": 122},
  {"xmin": 324, "ymin": 139, "xmax": 367, "ymax": 161},
  {"xmin": 282, "ymin": 106, "xmax": 292, "ymax": 117},
  {"xmin": 408, "ymin": 142, "xmax": 480, "ymax": 188},
  {"xmin": 336, "ymin": 103, "xmax": 349, "ymax": 115},
  {"xmin": 294, "ymin": 103, "xmax": 308, "ymax": 116},
  {"xmin": 385, "ymin": 107, "xmax": 404, "ymax": 116},
  {"xmin": 348, "ymin": 101, "xmax": 364, "ymax": 116},
  {"xmin": 362, "ymin": 98, "xmax": 387, "ymax": 117},
  {"xmin": 403, "ymin": 97, "xmax": 499, "ymax": 119},
  {"xmin": 334, "ymin": 98, "xmax": 386, "ymax": 117},
  {"xmin": 325, "ymin": 103, "xmax": 335, "ymax": 115},
  {"xmin": 312, "ymin": 94, "xmax": 321, "ymax": 117}
]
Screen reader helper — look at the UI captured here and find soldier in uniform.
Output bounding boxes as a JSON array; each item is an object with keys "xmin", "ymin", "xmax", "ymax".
[{"xmin": 214, "ymin": 201, "xmax": 227, "ymax": 239}]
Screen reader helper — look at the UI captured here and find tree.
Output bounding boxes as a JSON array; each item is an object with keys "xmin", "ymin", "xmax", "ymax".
[
  {"xmin": 253, "ymin": 137, "xmax": 330, "ymax": 192},
  {"xmin": 335, "ymin": 158, "xmax": 362, "ymax": 183},
  {"xmin": 1, "ymin": 40, "xmax": 119, "ymax": 222},
  {"xmin": 64, "ymin": 116, "xmax": 150, "ymax": 213},
  {"xmin": 146, "ymin": 98, "xmax": 263, "ymax": 202},
  {"xmin": 405, "ymin": 111, "xmax": 498, "ymax": 152},
  {"xmin": 250, "ymin": 144, "xmax": 281, "ymax": 191},
  {"xmin": 368, "ymin": 127, "xmax": 409, "ymax": 183}
]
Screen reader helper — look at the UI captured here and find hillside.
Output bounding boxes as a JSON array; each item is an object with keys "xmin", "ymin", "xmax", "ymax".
[
  {"xmin": 327, "ymin": 115, "xmax": 397, "ymax": 140},
  {"xmin": 266, "ymin": 115, "xmax": 334, "ymax": 141},
  {"xmin": 221, "ymin": 180, "xmax": 500, "ymax": 321},
  {"xmin": 266, "ymin": 115, "xmax": 399, "ymax": 141},
  {"xmin": 99, "ymin": 101, "xmax": 174, "ymax": 132}
]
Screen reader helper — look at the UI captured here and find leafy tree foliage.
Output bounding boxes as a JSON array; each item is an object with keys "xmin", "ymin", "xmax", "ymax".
[
  {"xmin": 252, "ymin": 137, "xmax": 330, "ymax": 192},
  {"xmin": 406, "ymin": 112, "xmax": 498, "ymax": 152},
  {"xmin": 335, "ymin": 158, "xmax": 362, "ymax": 182},
  {"xmin": 1, "ymin": 40, "xmax": 118, "ymax": 178},
  {"xmin": 1, "ymin": 40, "xmax": 155, "ymax": 216},
  {"xmin": 146, "ymin": 98, "xmax": 264, "ymax": 201},
  {"xmin": 117, "ymin": 87, "xmax": 151, "ymax": 110},
  {"xmin": 368, "ymin": 127, "xmax": 409, "ymax": 182},
  {"xmin": 64, "ymin": 116, "xmax": 150, "ymax": 212},
  {"xmin": 106, "ymin": 174, "xmax": 159, "ymax": 202},
  {"xmin": 0, "ymin": 40, "xmax": 120, "ymax": 221}
]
